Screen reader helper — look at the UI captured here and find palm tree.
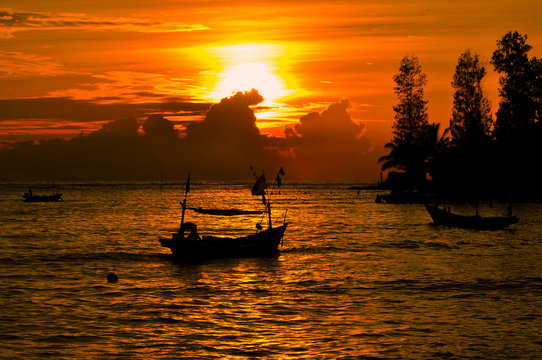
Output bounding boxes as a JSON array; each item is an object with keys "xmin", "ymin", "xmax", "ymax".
[
  {"xmin": 420, "ymin": 123, "xmax": 450, "ymax": 183},
  {"xmin": 379, "ymin": 123, "xmax": 449, "ymax": 190}
]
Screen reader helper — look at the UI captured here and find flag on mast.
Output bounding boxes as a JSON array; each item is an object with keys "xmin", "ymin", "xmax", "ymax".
[
  {"xmin": 185, "ymin": 172, "xmax": 191, "ymax": 195},
  {"xmin": 251, "ymin": 173, "xmax": 267, "ymax": 196},
  {"xmin": 276, "ymin": 167, "xmax": 285, "ymax": 187}
]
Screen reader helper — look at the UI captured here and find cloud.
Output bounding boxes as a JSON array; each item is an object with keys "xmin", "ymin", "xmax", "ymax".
[
  {"xmin": 98, "ymin": 117, "xmax": 140, "ymax": 137},
  {"xmin": 292, "ymin": 99, "xmax": 363, "ymax": 142},
  {"xmin": 142, "ymin": 114, "xmax": 176, "ymax": 137},
  {"xmin": 276, "ymin": 99, "xmax": 375, "ymax": 180},
  {"xmin": 185, "ymin": 89, "xmax": 263, "ymax": 141},
  {"xmin": 0, "ymin": 92, "xmax": 380, "ymax": 181},
  {"xmin": 0, "ymin": 90, "xmax": 267, "ymax": 180},
  {"xmin": 0, "ymin": 95, "xmax": 211, "ymax": 146},
  {"xmin": 181, "ymin": 89, "xmax": 267, "ymax": 177},
  {"xmin": 0, "ymin": 96, "xmax": 210, "ymax": 123},
  {"xmin": 0, "ymin": 51, "xmax": 66, "ymax": 77},
  {"xmin": 47, "ymin": 71, "xmax": 208, "ymax": 104},
  {"xmin": 0, "ymin": 10, "xmax": 209, "ymax": 38}
]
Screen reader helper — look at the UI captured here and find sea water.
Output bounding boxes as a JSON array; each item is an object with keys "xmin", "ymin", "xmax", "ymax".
[{"xmin": 1, "ymin": 182, "xmax": 541, "ymax": 359}]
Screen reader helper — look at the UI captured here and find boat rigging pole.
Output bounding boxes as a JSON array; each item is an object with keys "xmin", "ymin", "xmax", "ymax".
[
  {"xmin": 267, "ymin": 197, "xmax": 272, "ymax": 229},
  {"xmin": 180, "ymin": 172, "xmax": 190, "ymax": 230}
]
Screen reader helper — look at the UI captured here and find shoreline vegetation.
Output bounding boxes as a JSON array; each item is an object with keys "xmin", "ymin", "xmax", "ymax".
[{"xmin": 377, "ymin": 31, "xmax": 542, "ymax": 201}]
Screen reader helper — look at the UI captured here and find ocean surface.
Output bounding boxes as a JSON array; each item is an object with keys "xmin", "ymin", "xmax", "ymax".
[{"xmin": 1, "ymin": 181, "xmax": 541, "ymax": 359}]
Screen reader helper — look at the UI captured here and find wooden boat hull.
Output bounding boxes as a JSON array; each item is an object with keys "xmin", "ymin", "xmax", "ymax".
[
  {"xmin": 425, "ymin": 204, "xmax": 518, "ymax": 230},
  {"xmin": 160, "ymin": 223, "xmax": 287, "ymax": 260}
]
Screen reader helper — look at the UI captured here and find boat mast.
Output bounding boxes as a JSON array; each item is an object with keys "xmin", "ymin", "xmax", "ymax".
[
  {"xmin": 180, "ymin": 173, "xmax": 190, "ymax": 229},
  {"xmin": 252, "ymin": 167, "xmax": 284, "ymax": 230},
  {"xmin": 262, "ymin": 170, "xmax": 272, "ymax": 229},
  {"xmin": 267, "ymin": 199, "xmax": 272, "ymax": 228},
  {"xmin": 265, "ymin": 167, "xmax": 285, "ymax": 229}
]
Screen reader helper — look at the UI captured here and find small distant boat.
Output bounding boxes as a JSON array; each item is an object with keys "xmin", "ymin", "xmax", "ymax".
[
  {"xmin": 23, "ymin": 186, "xmax": 63, "ymax": 202},
  {"xmin": 188, "ymin": 207, "xmax": 263, "ymax": 216},
  {"xmin": 159, "ymin": 170, "xmax": 287, "ymax": 261},
  {"xmin": 425, "ymin": 204, "xmax": 518, "ymax": 230}
]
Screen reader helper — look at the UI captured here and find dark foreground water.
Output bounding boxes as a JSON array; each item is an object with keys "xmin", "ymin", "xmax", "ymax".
[{"xmin": 1, "ymin": 182, "xmax": 541, "ymax": 359}]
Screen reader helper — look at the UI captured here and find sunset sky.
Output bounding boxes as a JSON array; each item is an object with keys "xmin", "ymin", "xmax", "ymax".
[{"xmin": 1, "ymin": 0, "xmax": 541, "ymax": 180}]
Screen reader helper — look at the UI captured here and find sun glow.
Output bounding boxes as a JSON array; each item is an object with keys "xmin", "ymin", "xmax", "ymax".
[
  {"xmin": 204, "ymin": 43, "xmax": 295, "ymax": 104},
  {"xmin": 214, "ymin": 62, "xmax": 287, "ymax": 104}
]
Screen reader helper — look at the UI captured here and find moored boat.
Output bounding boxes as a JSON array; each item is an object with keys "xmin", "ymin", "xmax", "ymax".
[
  {"xmin": 159, "ymin": 222, "xmax": 287, "ymax": 260},
  {"xmin": 159, "ymin": 169, "xmax": 287, "ymax": 261},
  {"xmin": 23, "ymin": 186, "xmax": 63, "ymax": 202},
  {"xmin": 425, "ymin": 203, "xmax": 518, "ymax": 230}
]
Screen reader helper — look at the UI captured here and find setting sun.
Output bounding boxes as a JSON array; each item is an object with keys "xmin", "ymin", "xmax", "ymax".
[
  {"xmin": 203, "ymin": 43, "xmax": 295, "ymax": 104},
  {"xmin": 213, "ymin": 62, "xmax": 287, "ymax": 103}
]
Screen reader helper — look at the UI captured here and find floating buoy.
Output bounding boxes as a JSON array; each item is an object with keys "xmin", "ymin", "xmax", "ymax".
[{"xmin": 107, "ymin": 273, "xmax": 118, "ymax": 283}]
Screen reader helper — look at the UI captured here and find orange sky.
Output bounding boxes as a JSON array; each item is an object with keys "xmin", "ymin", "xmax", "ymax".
[{"xmin": 1, "ymin": 1, "xmax": 541, "ymax": 180}]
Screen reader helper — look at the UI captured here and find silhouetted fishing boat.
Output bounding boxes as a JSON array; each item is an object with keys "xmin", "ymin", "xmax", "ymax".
[
  {"xmin": 188, "ymin": 207, "xmax": 263, "ymax": 216},
  {"xmin": 159, "ymin": 169, "xmax": 287, "ymax": 260},
  {"xmin": 159, "ymin": 222, "xmax": 287, "ymax": 260},
  {"xmin": 425, "ymin": 204, "xmax": 518, "ymax": 230},
  {"xmin": 23, "ymin": 186, "xmax": 62, "ymax": 202}
]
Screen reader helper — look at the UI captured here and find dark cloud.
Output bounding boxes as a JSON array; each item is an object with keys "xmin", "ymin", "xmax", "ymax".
[
  {"xmin": 142, "ymin": 114, "xmax": 176, "ymax": 137},
  {"xmin": 0, "ymin": 91, "xmax": 267, "ymax": 180},
  {"xmin": 0, "ymin": 11, "xmax": 209, "ymax": 38},
  {"xmin": 185, "ymin": 89, "xmax": 263, "ymax": 142},
  {"xmin": 276, "ymin": 99, "xmax": 375, "ymax": 180},
  {"xmin": 0, "ymin": 97, "xmax": 210, "ymax": 123},
  {"xmin": 293, "ymin": 99, "xmax": 363, "ymax": 141},
  {"xmin": 0, "ymin": 92, "xmax": 379, "ymax": 181},
  {"xmin": 181, "ymin": 89, "xmax": 267, "ymax": 178},
  {"xmin": 0, "ymin": 97, "xmax": 211, "ymax": 144},
  {"xmin": 98, "ymin": 117, "xmax": 140, "ymax": 137}
]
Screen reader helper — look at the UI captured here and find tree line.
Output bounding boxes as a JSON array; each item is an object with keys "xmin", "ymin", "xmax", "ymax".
[{"xmin": 379, "ymin": 31, "xmax": 542, "ymax": 199}]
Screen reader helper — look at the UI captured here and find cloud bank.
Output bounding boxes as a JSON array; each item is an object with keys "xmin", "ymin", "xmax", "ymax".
[
  {"xmin": 277, "ymin": 99, "xmax": 375, "ymax": 180},
  {"xmin": 0, "ymin": 90, "xmax": 380, "ymax": 181}
]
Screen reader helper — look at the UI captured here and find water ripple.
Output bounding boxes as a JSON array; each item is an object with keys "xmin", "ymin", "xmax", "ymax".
[{"xmin": 0, "ymin": 183, "xmax": 541, "ymax": 359}]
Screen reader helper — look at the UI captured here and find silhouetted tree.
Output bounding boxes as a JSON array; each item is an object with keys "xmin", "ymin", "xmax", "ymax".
[
  {"xmin": 391, "ymin": 56, "xmax": 429, "ymax": 146},
  {"xmin": 491, "ymin": 31, "xmax": 542, "ymax": 195},
  {"xmin": 450, "ymin": 50, "xmax": 493, "ymax": 146},
  {"xmin": 420, "ymin": 123, "xmax": 450, "ymax": 177},
  {"xmin": 491, "ymin": 31, "xmax": 542, "ymax": 139},
  {"xmin": 440, "ymin": 50, "xmax": 496, "ymax": 196},
  {"xmin": 379, "ymin": 142, "xmax": 412, "ymax": 174},
  {"xmin": 379, "ymin": 56, "xmax": 430, "ymax": 189}
]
